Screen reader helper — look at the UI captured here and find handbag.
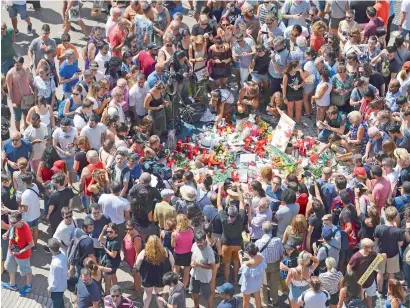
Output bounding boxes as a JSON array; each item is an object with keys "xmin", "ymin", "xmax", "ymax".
[
  {"xmin": 330, "ymin": 91, "xmax": 350, "ymax": 107},
  {"xmin": 16, "ymin": 74, "xmax": 34, "ymax": 110}
]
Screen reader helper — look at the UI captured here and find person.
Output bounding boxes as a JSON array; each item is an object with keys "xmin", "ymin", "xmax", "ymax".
[
  {"xmin": 53, "ymin": 207, "xmax": 76, "ymax": 252},
  {"xmin": 386, "ymin": 279, "xmax": 406, "ymax": 308},
  {"xmin": 103, "ymin": 285, "xmax": 135, "ymax": 308},
  {"xmin": 129, "ymin": 74, "xmax": 150, "ymax": 125},
  {"xmin": 135, "ymin": 235, "xmax": 174, "ymax": 308},
  {"xmin": 337, "ymin": 270, "xmax": 365, "ymax": 308},
  {"xmin": 77, "ymin": 267, "xmax": 101, "ymax": 308},
  {"xmin": 56, "ymin": 33, "xmax": 79, "ymax": 65},
  {"xmin": 207, "ymin": 37, "xmax": 232, "ymax": 89},
  {"xmin": 143, "ymin": 80, "xmax": 169, "ymax": 137},
  {"xmin": 1, "ymin": 22, "xmax": 16, "ymax": 75},
  {"xmin": 275, "ymin": 189, "xmax": 300, "ymax": 240},
  {"xmin": 297, "ymin": 276, "xmax": 330, "ymax": 308},
  {"xmin": 7, "ymin": 0, "xmax": 33, "ymax": 34},
  {"xmin": 282, "ymin": 60, "xmax": 305, "ymax": 124},
  {"xmin": 47, "ymin": 238, "xmax": 68, "ymax": 308},
  {"xmin": 316, "ymin": 226, "xmax": 341, "ymax": 271},
  {"xmin": 58, "ymin": 49, "xmax": 81, "ymax": 98},
  {"xmin": 134, "ymin": 3, "xmax": 154, "ymax": 51},
  {"xmin": 80, "ymin": 115, "xmax": 106, "ymax": 151},
  {"xmin": 28, "ymin": 24, "xmax": 56, "ymax": 69},
  {"xmin": 52, "ymin": 117, "xmax": 77, "ymax": 172},
  {"xmin": 160, "ymin": 271, "xmax": 186, "ymax": 308},
  {"xmin": 232, "ymin": 32, "xmax": 256, "ymax": 86},
  {"xmin": 345, "ymin": 110, "xmax": 369, "ymax": 155},
  {"xmin": 153, "ymin": 189, "xmax": 177, "ymax": 230},
  {"xmin": 387, "ymin": 122, "xmax": 410, "ymax": 150},
  {"xmin": 318, "ymin": 257, "xmax": 343, "ymax": 308},
  {"xmin": 71, "ymin": 218, "xmax": 96, "ymax": 276},
  {"xmin": 122, "ymin": 220, "xmax": 142, "ymax": 293},
  {"xmin": 370, "ymin": 165, "xmax": 391, "ymax": 213}
]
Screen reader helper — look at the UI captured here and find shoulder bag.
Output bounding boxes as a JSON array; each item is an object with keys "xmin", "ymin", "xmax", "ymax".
[{"xmin": 17, "ymin": 72, "xmax": 34, "ymax": 110}]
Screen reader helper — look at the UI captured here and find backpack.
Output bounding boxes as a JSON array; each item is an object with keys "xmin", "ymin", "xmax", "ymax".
[
  {"xmin": 318, "ymin": 243, "xmax": 339, "ymax": 274},
  {"xmin": 110, "ymin": 164, "xmax": 131, "ymax": 194},
  {"xmin": 58, "ymin": 97, "xmax": 74, "ymax": 119},
  {"xmin": 179, "ymin": 102, "xmax": 206, "ymax": 125},
  {"xmin": 67, "ymin": 234, "xmax": 90, "ymax": 266},
  {"xmin": 397, "ymin": 195, "xmax": 410, "ymax": 221},
  {"xmin": 346, "ymin": 298, "xmax": 366, "ymax": 308},
  {"xmin": 280, "ymin": 253, "xmax": 298, "ymax": 279},
  {"xmin": 332, "ymin": 225, "xmax": 349, "ymax": 251}
]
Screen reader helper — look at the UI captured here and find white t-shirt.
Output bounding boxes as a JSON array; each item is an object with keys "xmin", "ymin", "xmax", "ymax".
[
  {"xmin": 21, "ymin": 184, "xmax": 41, "ymax": 222},
  {"xmin": 80, "ymin": 123, "xmax": 107, "ymax": 150},
  {"xmin": 94, "ymin": 51, "xmax": 112, "ymax": 82},
  {"xmin": 190, "ymin": 243, "xmax": 215, "ymax": 283},
  {"xmin": 402, "ymin": 0, "xmax": 410, "ymax": 30},
  {"xmin": 105, "ymin": 17, "xmax": 117, "ymax": 38},
  {"xmin": 52, "ymin": 127, "xmax": 77, "ymax": 158},
  {"xmin": 23, "ymin": 123, "xmax": 48, "ymax": 160},
  {"xmin": 73, "ymin": 107, "xmax": 88, "ymax": 131},
  {"xmin": 98, "ymin": 194, "xmax": 130, "ymax": 224},
  {"xmin": 53, "ymin": 220, "xmax": 76, "ymax": 249},
  {"xmin": 107, "ymin": 101, "xmax": 125, "ymax": 122},
  {"xmin": 129, "ymin": 82, "xmax": 150, "ymax": 117},
  {"xmin": 298, "ymin": 290, "xmax": 330, "ymax": 308}
]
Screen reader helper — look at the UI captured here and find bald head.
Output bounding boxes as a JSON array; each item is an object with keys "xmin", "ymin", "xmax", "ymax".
[
  {"xmin": 170, "ymin": 20, "xmax": 180, "ymax": 30},
  {"xmin": 112, "ymin": 7, "xmax": 121, "ymax": 16},
  {"xmin": 140, "ymin": 172, "xmax": 151, "ymax": 185},
  {"xmin": 155, "ymin": 63, "xmax": 165, "ymax": 72},
  {"xmin": 10, "ymin": 132, "xmax": 21, "ymax": 140},
  {"xmin": 360, "ymin": 238, "xmax": 374, "ymax": 249}
]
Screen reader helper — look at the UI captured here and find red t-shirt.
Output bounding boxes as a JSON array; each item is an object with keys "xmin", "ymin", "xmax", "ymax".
[
  {"xmin": 297, "ymin": 193, "xmax": 309, "ymax": 215},
  {"xmin": 374, "ymin": 1, "xmax": 389, "ymax": 26},
  {"xmin": 9, "ymin": 221, "xmax": 32, "ymax": 259},
  {"xmin": 84, "ymin": 161, "xmax": 104, "ymax": 196},
  {"xmin": 109, "ymin": 26, "xmax": 126, "ymax": 58},
  {"xmin": 138, "ymin": 50, "xmax": 156, "ymax": 77},
  {"xmin": 310, "ymin": 35, "xmax": 324, "ymax": 53}
]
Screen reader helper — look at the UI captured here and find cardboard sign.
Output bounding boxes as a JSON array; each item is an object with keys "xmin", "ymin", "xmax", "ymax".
[
  {"xmin": 271, "ymin": 112, "xmax": 295, "ymax": 151},
  {"xmin": 358, "ymin": 254, "xmax": 384, "ymax": 286}
]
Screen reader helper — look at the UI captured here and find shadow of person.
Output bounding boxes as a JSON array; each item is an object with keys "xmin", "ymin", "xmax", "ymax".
[{"xmin": 27, "ymin": 7, "xmax": 64, "ymax": 25}]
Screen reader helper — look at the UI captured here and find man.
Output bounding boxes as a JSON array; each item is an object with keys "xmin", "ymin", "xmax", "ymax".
[
  {"xmin": 72, "ymin": 219, "xmax": 96, "ymax": 275},
  {"xmin": 192, "ymin": 14, "xmax": 217, "ymax": 41},
  {"xmin": 163, "ymin": 20, "xmax": 182, "ymax": 42},
  {"xmin": 363, "ymin": 6, "xmax": 385, "ymax": 41},
  {"xmin": 217, "ymin": 182, "xmax": 245, "ymax": 284},
  {"xmin": 56, "ymin": 33, "xmax": 79, "ymax": 65},
  {"xmin": 1, "ymin": 22, "xmax": 16, "ymax": 74},
  {"xmin": 266, "ymin": 176, "xmax": 283, "ymax": 212},
  {"xmin": 129, "ymin": 172, "xmax": 161, "ymax": 212},
  {"xmin": 314, "ymin": 56, "xmax": 336, "ymax": 80},
  {"xmin": 363, "ymin": 126, "xmax": 391, "ymax": 161},
  {"xmin": 137, "ymin": 44, "xmax": 160, "ymax": 78},
  {"xmin": 275, "ymin": 189, "xmax": 300, "ymax": 240},
  {"xmin": 316, "ymin": 167, "xmax": 338, "ymax": 212},
  {"xmin": 23, "ymin": 113, "xmax": 48, "ymax": 173},
  {"xmin": 348, "ymin": 238, "xmax": 385, "ymax": 308},
  {"xmin": 94, "ymin": 41, "xmax": 111, "ymax": 81},
  {"xmin": 129, "ymin": 74, "xmax": 150, "ymax": 124},
  {"xmin": 109, "ymin": 17, "xmax": 129, "ymax": 58},
  {"xmin": 222, "ymin": 1, "xmax": 242, "ymax": 25},
  {"xmin": 2, "ymin": 132, "xmax": 32, "ymax": 174},
  {"xmin": 124, "ymin": 0, "xmax": 142, "ymax": 28},
  {"xmin": 6, "ymin": 56, "xmax": 35, "ymax": 131},
  {"xmin": 153, "ymin": 189, "xmax": 177, "ymax": 230},
  {"xmin": 400, "ymin": 0, "xmax": 410, "ymax": 40},
  {"xmin": 190, "ymin": 229, "xmax": 215, "ymax": 308},
  {"xmin": 338, "ymin": 9, "xmax": 361, "ymax": 46},
  {"xmin": 255, "ymin": 221, "xmax": 283, "ymax": 307},
  {"xmin": 52, "ymin": 117, "xmax": 77, "ymax": 171},
  {"xmin": 325, "ymin": 0, "xmax": 348, "ymax": 35},
  {"xmin": 395, "ymin": 149, "xmax": 410, "ymax": 187},
  {"xmin": 78, "ymin": 69, "xmax": 93, "ymax": 95},
  {"xmin": 147, "ymin": 63, "xmax": 167, "ymax": 88},
  {"xmin": 268, "ymin": 36, "xmax": 289, "ymax": 94},
  {"xmin": 1, "ymin": 212, "xmax": 34, "ymax": 296},
  {"xmin": 7, "ymin": 0, "xmax": 33, "ymax": 34},
  {"xmin": 374, "ymin": 207, "xmax": 404, "ymax": 297},
  {"xmin": 215, "ymin": 282, "xmax": 238, "ymax": 308},
  {"xmin": 281, "ymin": 0, "xmax": 310, "ymax": 28},
  {"xmin": 234, "ymin": 2, "xmax": 260, "ymax": 40},
  {"xmin": 232, "ymin": 33, "xmax": 256, "ymax": 86},
  {"xmin": 392, "ymin": 181, "xmax": 410, "ymax": 210},
  {"xmin": 371, "ymin": 48, "xmax": 400, "ymax": 84},
  {"xmin": 107, "ymin": 87, "xmax": 126, "ymax": 122},
  {"xmin": 126, "ymin": 153, "xmax": 141, "ymax": 190},
  {"xmin": 53, "ymin": 207, "xmax": 76, "ymax": 252},
  {"xmin": 86, "ymin": 203, "xmax": 111, "ymax": 262},
  {"xmin": 105, "ymin": 7, "xmax": 122, "ymax": 38},
  {"xmin": 111, "ymin": 78, "xmax": 130, "ymax": 118},
  {"xmin": 103, "ymin": 285, "xmax": 134, "ymax": 308},
  {"xmin": 46, "ymin": 173, "xmax": 74, "ymax": 253},
  {"xmin": 77, "ymin": 268, "xmax": 101, "ymax": 308},
  {"xmin": 160, "ymin": 272, "xmax": 186, "ymax": 308},
  {"xmin": 80, "ymin": 114, "xmax": 106, "ymax": 150},
  {"xmin": 134, "ymin": 3, "xmax": 153, "ymax": 51},
  {"xmin": 387, "ymin": 123, "xmax": 410, "ymax": 150},
  {"xmin": 317, "ymin": 106, "xmax": 347, "ymax": 143},
  {"xmin": 80, "ymin": 150, "xmax": 104, "ymax": 212},
  {"xmin": 28, "ymin": 24, "xmax": 56, "ymax": 69},
  {"xmin": 98, "ymin": 181, "xmax": 130, "ymax": 238},
  {"xmin": 20, "ymin": 172, "xmax": 40, "ymax": 249},
  {"xmin": 370, "ymin": 165, "xmax": 391, "ymax": 213},
  {"xmin": 59, "ymin": 49, "xmax": 81, "ymax": 97},
  {"xmin": 338, "ymin": 190, "xmax": 359, "ymax": 259},
  {"xmin": 316, "ymin": 226, "xmax": 341, "ymax": 267},
  {"xmin": 110, "ymin": 151, "xmax": 131, "ymax": 197},
  {"xmin": 203, "ymin": 195, "xmax": 223, "ymax": 238},
  {"xmin": 385, "ymin": 79, "xmax": 404, "ymax": 112},
  {"xmin": 47, "ymin": 238, "xmax": 68, "ymax": 308}
]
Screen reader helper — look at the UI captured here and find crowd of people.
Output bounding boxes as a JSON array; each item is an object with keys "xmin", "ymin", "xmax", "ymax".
[{"xmin": 1, "ymin": 0, "xmax": 410, "ymax": 307}]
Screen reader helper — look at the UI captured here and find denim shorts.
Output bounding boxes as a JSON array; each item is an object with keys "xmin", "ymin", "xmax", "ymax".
[
  {"xmin": 5, "ymin": 252, "xmax": 32, "ymax": 275},
  {"xmin": 251, "ymin": 73, "xmax": 269, "ymax": 83},
  {"xmin": 27, "ymin": 218, "xmax": 39, "ymax": 228},
  {"xmin": 8, "ymin": 4, "xmax": 28, "ymax": 19}
]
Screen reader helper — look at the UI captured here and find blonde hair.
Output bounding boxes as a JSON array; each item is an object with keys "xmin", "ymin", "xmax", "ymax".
[
  {"xmin": 298, "ymin": 251, "xmax": 312, "ymax": 266},
  {"xmin": 325, "ymin": 257, "xmax": 337, "ymax": 273},
  {"xmin": 176, "ymin": 214, "xmax": 189, "ymax": 231},
  {"xmin": 17, "ymin": 157, "xmax": 28, "ymax": 171},
  {"xmin": 348, "ymin": 110, "xmax": 361, "ymax": 123},
  {"xmin": 84, "ymin": 257, "xmax": 99, "ymax": 276},
  {"xmin": 312, "ymin": 21, "xmax": 327, "ymax": 36},
  {"xmin": 145, "ymin": 235, "xmax": 167, "ymax": 265},
  {"xmin": 290, "ymin": 214, "xmax": 308, "ymax": 235},
  {"xmin": 77, "ymin": 136, "xmax": 91, "ymax": 151}
]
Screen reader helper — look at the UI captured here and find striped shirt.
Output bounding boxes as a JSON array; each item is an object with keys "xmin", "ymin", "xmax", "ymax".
[
  {"xmin": 319, "ymin": 270, "xmax": 343, "ymax": 295},
  {"xmin": 255, "ymin": 234, "xmax": 283, "ymax": 264}
]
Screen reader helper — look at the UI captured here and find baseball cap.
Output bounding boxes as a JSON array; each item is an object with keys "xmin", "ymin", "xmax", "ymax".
[
  {"xmin": 51, "ymin": 160, "xmax": 66, "ymax": 173},
  {"xmin": 284, "ymin": 238, "xmax": 297, "ymax": 250},
  {"xmin": 353, "ymin": 167, "xmax": 367, "ymax": 179},
  {"xmin": 322, "ymin": 226, "xmax": 333, "ymax": 240},
  {"xmin": 147, "ymin": 43, "xmax": 161, "ymax": 50},
  {"xmin": 321, "ymin": 214, "xmax": 332, "ymax": 221},
  {"xmin": 216, "ymin": 282, "xmax": 235, "ymax": 296},
  {"xmin": 161, "ymin": 189, "xmax": 175, "ymax": 198}
]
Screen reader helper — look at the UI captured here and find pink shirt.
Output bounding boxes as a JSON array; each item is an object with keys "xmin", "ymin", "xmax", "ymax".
[
  {"xmin": 174, "ymin": 228, "xmax": 194, "ymax": 254},
  {"xmin": 6, "ymin": 67, "xmax": 34, "ymax": 106},
  {"xmin": 371, "ymin": 176, "xmax": 391, "ymax": 213}
]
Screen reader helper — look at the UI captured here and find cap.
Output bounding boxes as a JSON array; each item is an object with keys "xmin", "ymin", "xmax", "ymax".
[
  {"xmin": 216, "ymin": 282, "xmax": 235, "ymax": 296},
  {"xmin": 368, "ymin": 126, "xmax": 379, "ymax": 138},
  {"xmin": 353, "ymin": 167, "xmax": 367, "ymax": 179},
  {"xmin": 322, "ymin": 226, "xmax": 333, "ymax": 240},
  {"xmin": 180, "ymin": 185, "xmax": 197, "ymax": 201},
  {"xmin": 89, "ymin": 61, "xmax": 99, "ymax": 69},
  {"xmin": 129, "ymin": 153, "xmax": 140, "ymax": 163},
  {"xmin": 403, "ymin": 61, "xmax": 410, "ymax": 71},
  {"xmin": 51, "ymin": 160, "xmax": 66, "ymax": 173},
  {"xmin": 147, "ymin": 43, "xmax": 161, "ymax": 50},
  {"xmin": 323, "ymin": 167, "xmax": 332, "ymax": 174},
  {"xmin": 321, "ymin": 214, "xmax": 332, "ymax": 221},
  {"xmin": 161, "ymin": 189, "xmax": 175, "ymax": 198},
  {"xmin": 284, "ymin": 238, "xmax": 297, "ymax": 250}
]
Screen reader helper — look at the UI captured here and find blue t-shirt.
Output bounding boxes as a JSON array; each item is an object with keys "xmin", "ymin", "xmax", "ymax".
[
  {"xmin": 3, "ymin": 139, "xmax": 32, "ymax": 173},
  {"xmin": 59, "ymin": 60, "xmax": 79, "ymax": 93},
  {"xmin": 147, "ymin": 71, "xmax": 167, "ymax": 89},
  {"xmin": 77, "ymin": 279, "xmax": 101, "ymax": 308},
  {"xmin": 368, "ymin": 132, "xmax": 390, "ymax": 157},
  {"xmin": 316, "ymin": 179, "xmax": 338, "ymax": 211},
  {"xmin": 266, "ymin": 186, "xmax": 282, "ymax": 212},
  {"xmin": 217, "ymin": 296, "xmax": 240, "ymax": 308}
]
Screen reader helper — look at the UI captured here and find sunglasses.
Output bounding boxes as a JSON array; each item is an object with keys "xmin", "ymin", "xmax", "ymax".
[
  {"xmin": 266, "ymin": 22, "xmax": 272, "ymax": 25},
  {"xmin": 222, "ymin": 23, "xmax": 229, "ymax": 26},
  {"xmin": 166, "ymin": 44, "xmax": 173, "ymax": 47},
  {"xmin": 72, "ymin": 93, "xmax": 80, "ymax": 96},
  {"xmin": 346, "ymin": 17, "xmax": 353, "ymax": 20},
  {"xmin": 200, "ymin": 23, "xmax": 208, "ymax": 26},
  {"xmin": 65, "ymin": 215, "xmax": 73, "ymax": 219},
  {"xmin": 107, "ymin": 230, "xmax": 115, "ymax": 234},
  {"xmin": 1, "ymin": 27, "xmax": 6, "ymax": 31},
  {"xmin": 237, "ymin": 39, "xmax": 244, "ymax": 43}
]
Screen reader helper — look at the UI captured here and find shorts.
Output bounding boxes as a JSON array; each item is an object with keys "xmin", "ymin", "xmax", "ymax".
[
  {"xmin": 5, "ymin": 252, "xmax": 32, "ymax": 275},
  {"xmin": 26, "ymin": 218, "xmax": 39, "ymax": 228},
  {"xmin": 363, "ymin": 280, "xmax": 377, "ymax": 297},
  {"xmin": 330, "ymin": 16, "xmax": 344, "ymax": 29},
  {"xmin": 269, "ymin": 76, "xmax": 283, "ymax": 94},
  {"xmin": 303, "ymin": 83, "xmax": 316, "ymax": 94},
  {"xmin": 1, "ymin": 236, "xmax": 9, "ymax": 261},
  {"xmin": 189, "ymin": 277, "xmax": 211, "ymax": 298},
  {"xmin": 8, "ymin": 4, "xmax": 28, "ymax": 20},
  {"xmin": 222, "ymin": 244, "xmax": 240, "ymax": 264},
  {"xmin": 251, "ymin": 73, "xmax": 269, "ymax": 83},
  {"xmin": 377, "ymin": 254, "xmax": 400, "ymax": 274},
  {"xmin": 288, "ymin": 284, "xmax": 309, "ymax": 301},
  {"xmin": 68, "ymin": 5, "xmax": 81, "ymax": 22},
  {"xmin": 13, "ymin": 106, "xmax": 29, "ymax": 122},
  {"xmin": 174, "ymin": 252, "xmax": 192, "ymax": 267},
  {"xmin": 330, "ymin": 291, "xmax": 339, "ymax": 305}
]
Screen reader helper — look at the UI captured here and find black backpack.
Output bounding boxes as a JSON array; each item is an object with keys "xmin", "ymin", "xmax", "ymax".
[
  {"xmin": 180, "ymin": 103, "xmax": 206, "ymax": 124},
  {"xmin": 317, "ymin": 243, "xmax": 339, "ymax": 274}
]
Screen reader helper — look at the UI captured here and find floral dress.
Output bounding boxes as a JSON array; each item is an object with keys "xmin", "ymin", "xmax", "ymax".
[
  {"xmin": 239, "ymin": 256, "xmax": 267, "ymax": 295},
  {"xmin": 331, "ymin": 74, "xmax": 353, "ymax": 92},
  {"xmin": 349, "ymin": 120, "xmax": 369, "ymax": 155}
]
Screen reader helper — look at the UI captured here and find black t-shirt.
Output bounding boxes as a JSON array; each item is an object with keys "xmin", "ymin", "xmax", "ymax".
[
  {"xmin": 349, "ymin": 0, "xmax": 375, "ymax": 24},
  {"xmin": 191, "ymin": 23, "xmax": 217, "ymax": 37},
  {"xmin": 358, "ymin": 216, "xmax": 375, "ymax": 241},
  {"xmin": 219, "ymin": 209, "xmax": 245, "ymax": 245},
  {"xmin": 79, "ymin": 235, "xmax": 95, "ymax": 264},
  {"xmin": 49, "ymin": 188, "xmax": 75, "ymax": 228},
  {"xmin": 308, "ymin": 210, "xmax": 325, "ymax": 242},
  {"xmin": 222, "ymin": 7, "xmax": 242, "ymax": 25},
  {"xmin": 253, "ymin": 52, "xmax": 271, "ymax": 75},
  {"xmin": 389, "ymin": 58, "xmax": 401, "ymax": 75},
  {"xmin": 339, "ymin": 204, "xmax": 358, "ymax": 227},
  {"xmin": 86, "ymin": 214, "xmax": 111, "ymax": 241},
  {"xmin": 374, "ymin": 224, "xmax": 404, "ymax": 258},
  {"xmin": 74, "ymin": 151, "xmax": 88, "ymax": 177},
  {"xmin": 1, "ymin": 186, "xmax": 18, "ymax": 235},
  {"xmin": 102, "ymin": 236, "xmax": 121, "ymax": 268},
  {"xmin": 369, "ymin": 72, "xmax": 384, "ymax": 95}
]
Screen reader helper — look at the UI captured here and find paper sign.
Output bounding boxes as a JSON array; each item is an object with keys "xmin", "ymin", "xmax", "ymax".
[
  {"xmin": 240, "ymin": 154, "xmax": 256, "ymax": 163},
  {"xmin": 195, "ymin": 67, "xmax": 208, "ymax": 82},
  {"xmin": 271, "ymin": 112, "xmax": 295, "ymax": 151},
  {"xmin": 358, "ymin": 254, "xmax": 384, "ymax": 286}
]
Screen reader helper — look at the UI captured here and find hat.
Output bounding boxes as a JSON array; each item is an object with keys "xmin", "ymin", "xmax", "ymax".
[
  {"xmin": 323, "ymin": 167, "xmax": 332, "ymax": 174},
  {"xmin": 322, "ymin": 226, "xmax": 333, "ymax": 241},
  {"xmin": 216, "ymin": 282, "xmax": 235, "ymax": 296},
  {"xmin": 226, "ymin": 184, "xmax": 241, "ymax": 200},
  {"xmin": 89, "ymin": 61, "xmax": 99, "ymax": 69},
  {"xmin": 353, "ymin": 167, "xmax": 367, "ymax": 179},
  {"xmin": 129, "ymin": 153, "xmax": 140, "ymax": 163},
  {"xmin": 147, "ymin": 43, "xmax": 161, "ymax": 50},
  {"xmin": 161, "ymin": 189, "xmax": 175, "ymax": 198},
  {"xmin": 284, "ymin": 238, "xmax": 297, "ymax": 250},
  {"xmin": 51, "ymin": 160, "xmax": 66, "ymax": 173},
  {"xmin": 180, "ymin": 185, "xmax": 197, "ymax": 201},
  {"xmin": 368, "ymin": 126, "xmax": 380, "ymax": 138},
  {"xmin": 321, "ymin": 214, "xmax": 332, "ymax": 221},
  {"xmin": 403, "ymin": 61, "xmax": 410, "ymax": 71},
  {"xmin": 227, "ymin": 206, "xmax": 238, "ymax": 222}
]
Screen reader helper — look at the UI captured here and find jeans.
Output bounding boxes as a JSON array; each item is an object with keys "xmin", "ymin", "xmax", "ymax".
[
  {"xmin": 43, "ymin": 195, "xmax": 50, "ymax": 216},
  {"xmin": 401, "ymin": 28, "xmax": 410, "ymax": 40},
  {"xmin": 62, "ymin": 156, "xmax": 74, "ymax": 172},
  {"xmin": 81, "ymin": 194, "xmax": 90, "ymax": 213},
  {"xmin": 404, "ymin": 262, "xmax": 410, "ymax": 287},
  {"xmin": 1, "ymin": 59, "xmax": 13, "ymax": 75},
  {"xmin": 50, "ymin": 292, "xmax": 64, "ymax": 308},
  {"xmin": 317, "ymin": 129, "xmax": 332, "ymax": 143}
]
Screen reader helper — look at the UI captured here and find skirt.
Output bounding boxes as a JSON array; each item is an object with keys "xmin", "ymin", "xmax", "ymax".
[
  {"xmin": 174, "ymin": 252, "xmax": 192, "ymax": 267},
  {"xmin": 149, "ymin": 107, "xmax": 167, "ymax": 137},
  {"xmin": 289, "ymin": 284, "xmax": 309, "ymax": 301}
]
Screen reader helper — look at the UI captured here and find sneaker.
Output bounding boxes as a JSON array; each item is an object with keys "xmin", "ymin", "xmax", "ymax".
[
  {"xmin": 19, "ymin": 284, "xmax": 32, "ymax": 297},
  {"xmin": 376, "ymin": 291, "xmax": 384, "ymax": 299},
  {"xmin": 14, "ymin": 29, "xmax": 19, "ymax": 35},
  {"xmin": 188, "ymin": 9, "xmax": 195, "ymax": 16},
  {"xmin": 27, "ymin": 24, "xmax": 32, "ymax": 34},
  {"xmin": 32, "ymin": 245, "xmax": 37, "ymax": 251},
  {"xmin": 43, "ymin": 246, "xmax": 51, "ymax": 253},
  {"xmin": 1, "ymin": 282, "xmax": 18, "ymax": 291}
]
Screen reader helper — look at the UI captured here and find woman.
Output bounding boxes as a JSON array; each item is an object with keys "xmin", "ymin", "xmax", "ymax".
[
  {"xmin": 171, "ymin": 214, "xmax": 194, "ymax": 288},
  {"xmin": 123, "ymin": 220, "xmax": 143, "ymax": 294},
  {"xmin": 207, "ymin": 37, "xmax": 232, "ymax": 88},
  {"xmin": 310, "ymin": 21, "xmax": 327, "ymax": 53},
  {"xmin": 209, "ymin": 88, "xmax": 235, "ymax": 128},
  {"xmin": 286, "ymin": 251, "xmax": 319, "ymax": 308},
  {"xmin": 33, "ymin": 66, "xmax": 57, "ymax": 108},
  {"xmin": 135, "ymin": 235, "xmax": 174, "ymax": 308},
  {"xmin": 188, "ymin": 34, "xmax": 208, "ymax": 102},
  {"xmin": 350, "ymin": 78, "xmax": 379, "ymax": 110},
  {"xmin": 158, "ymin": 34, "xmax": 176, "ymax": 69},
  {"xmin": 312, "ymin": 67, "xmax": 332, "ymax": 123},
  {"xmin": 259, "ymin": 166, "xmax": 273, "ymax": 190},
  {"xmin": 337, "ymin": 270, "xmax": 364, "ymax": 308},
  {"xmin": 331, "ymin": 63, "xmax": 353, "ymax": 109},
  {"xmin": 239, "ymin": 242, "xmax": 267, "ymax": 308},
  {"xmin": 152, "ymin": 0, "xmax": 171, "ymax": 46},
  {"xmin": 385, "ymin": 279, "xmax": 406, "ymax": 308},
  {"xmin": 257, "ymin": 13, "xmax": 283, "ymax": 50},
  {"xmin": 248, "ymin": 182, "xmax": 272, "ymax": 242},
  {"xmin": 345, "ymin": 110, "xmax": 369, "ymax": 155},
  {"xmin": 177, "ymin": 30, "xmax": 191, "ymax": 54},
  {"xmin": 121, "ymin": 51, "xmax": 134, "ymax": 77},
  {"xmin": 345, "ymin": 53, "xmax": 360, "ymax": 80},
  {"xmin": 303, "ymin": 48, "xmax": 318, "ymax": 118},
  {"xmin": 305, "ymin": 196, "xmax": 326, "ymax": 252},
  {"xmin": 318, "ymin": 257, "xmax": 343, "ymax": 308},
  {"xmin": 63, "ymin": 83, "xmax": 83, "ymax": 118},
  {"xmin": 237, "ymin": 81, "xmax": 260, "ymax": 115},
  {"xmin": 87, "ymin": 169, "xmax": 108, "ymax": 203},
  {"xmin": 216, "ymin": 17, "xmax": 235, "ymax": 45},
  {"xmin": 343, "ymin": 29, "xmax": 362, "ymax": 57},
  {"xmin": 358, "ymin": 206, "xmax": 379, "ymax": 241},
  {"xmin": 282, "ymin": 60, "xmax": 305, "ymax": 124},
  {"xmin": 298, "ymin": 276, "xmax": 330, "ymax": 307},
  {"xmin": 85, "ymin": 26, "xmax": 104, "ymax": 69},
  {"xmin": 83, "ymin": 257, "xmax": 112, "ymax": 294},
  {"xmin": 283, "ymin": 214, "xmax": 307, "ymax": 248},
  {"xmin": 73, "ymin": 136, "xmax": 91, "ymax": 179},
  {"xmin": 204, "ymin": 222, "xmax": 221, "ymax": 298},
  {"xmin": 103, "ymin": 115, "xmax": 119, "ymax": 142},
  {"xmin": 26, "ymin": 97, "xmax": 55, "ymax": 136},
  {"xmin": 131, "ymin": 189, "xmax": 154, "ymax": 241},
  {"xmin": 353, "ymin": 184, "xmax": 371, "ymax": 217},
  {"xmin": 171, "ymin": 50, "xmax": 192, "ymax": 99},
  {"xmin": 98, "ymin": 223, "xmax": 121, "ymax": 295},
  {"xmin": 87, "ymin": 80, "xmax": 111, "ymax": 116},
  {"xmin": 143, "ymin": 81, "xmax": 168, "ymax": 137}
]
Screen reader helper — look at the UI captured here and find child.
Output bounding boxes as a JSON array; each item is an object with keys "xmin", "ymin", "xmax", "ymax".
[
  {"xmin": 160, "ymin": 218, "xmax": 176, "ymax": 254},
  {"xmin": 280, "ymin": 238, "xmax": 300, "ymax": 295},
  {"xmin": 13, "ymin": 158, "xmax": 28, "ymax": 204}
]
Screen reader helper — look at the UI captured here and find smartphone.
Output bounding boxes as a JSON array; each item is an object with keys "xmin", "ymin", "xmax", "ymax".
[{"xmin": 261, "ymin": 31, "xmax": 269, "ymax": 35}]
